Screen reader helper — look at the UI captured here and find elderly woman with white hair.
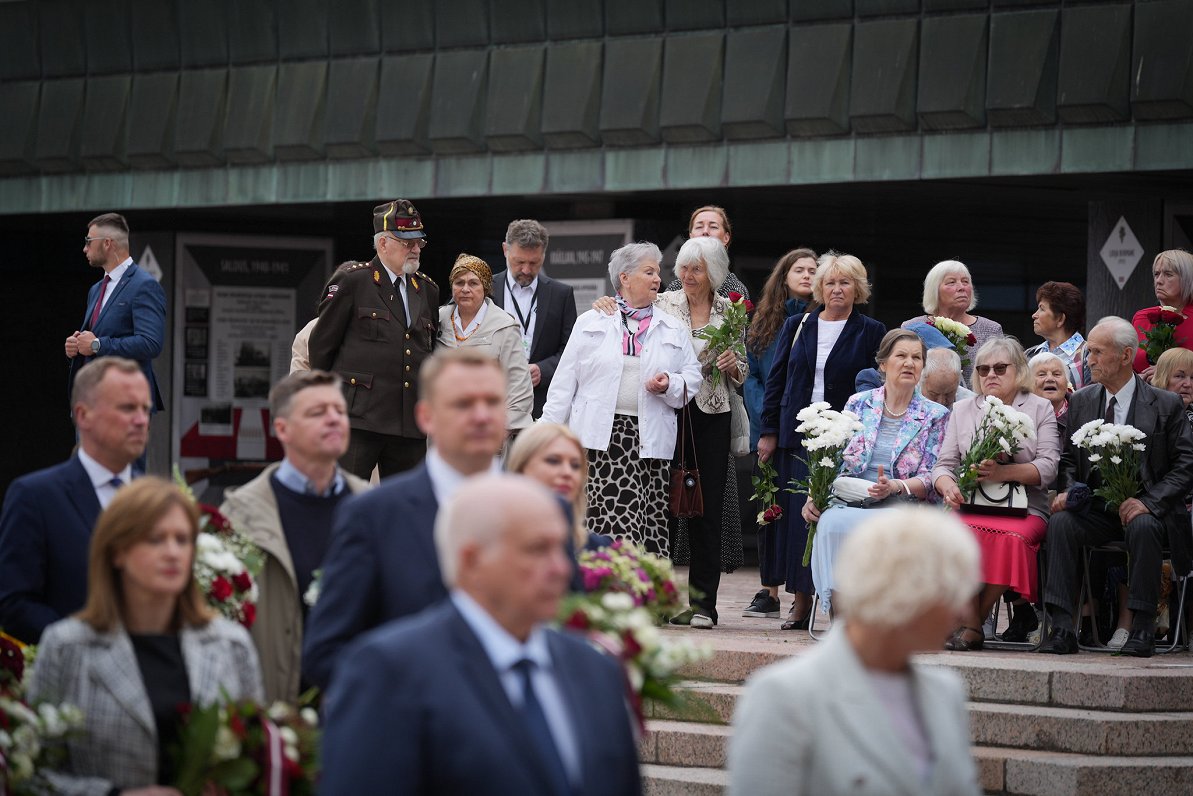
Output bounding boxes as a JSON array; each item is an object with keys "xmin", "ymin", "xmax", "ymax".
[
  {"xmin": 1029, "ymin": 350, "xmax": 1071, "ymax": 427},
  {"xmin": 1132, "ymin": 249, "xmax": 1193, "ymax": 379},
  {"xmin": 902, "ymin": 259, "xmax": 1003, "ymax": 383},
  {"xmin": 728, "ymin": 506, "xmax": 982, "ymax": 796},
  {"xmin": 542, "ymin": 242, "xmax": 702, "ymax": 559},
  {"xmin": 933, "ymin": 337, "xmax": 1060, "ymax": 650}
]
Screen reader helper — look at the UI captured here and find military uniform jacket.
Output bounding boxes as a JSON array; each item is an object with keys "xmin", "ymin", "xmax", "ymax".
[{"xmin": 308, "ymin": 257, "xmax": 439, "ymax": 438}]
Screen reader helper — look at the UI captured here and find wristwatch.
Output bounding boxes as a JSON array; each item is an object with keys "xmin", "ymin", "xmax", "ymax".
[{"xmin": 90, "ymin": 338, "xmax": 101, "ymax": 355}]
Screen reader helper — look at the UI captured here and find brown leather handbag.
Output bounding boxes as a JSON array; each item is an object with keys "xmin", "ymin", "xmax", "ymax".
[{"xmin": 669, "ymin": 387, "xmax": 704, "ymax": 518}]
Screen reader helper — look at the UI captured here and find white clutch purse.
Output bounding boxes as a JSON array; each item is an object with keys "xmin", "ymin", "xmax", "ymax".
[{"xmin": 831, "ymin": 476, "xmax": 875, "ymax": 505}]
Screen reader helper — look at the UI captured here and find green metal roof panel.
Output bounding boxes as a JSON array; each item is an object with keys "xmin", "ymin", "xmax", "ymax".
[
  {"xmin": 722, "ymin": 26, "xmax": 786, "ymax": 140},
  {"xmin": 492, "ymin": 0, "xmax": 546, "ymax": 44},
  {"xmin": 175, "ymin": 68, "xmax": 227, "ymax": 167},
  {"xmin": 854, "ymin": 134, "xmax": 921, "ymax": 180},
  {"xmin": 130, "ymin": 0, "xmax": 180, "ymax": 71},
  {"xmin": 484, "ymin": 45, "xmax": 545, "ymax": 151},
  {"xmin": 376, "ymin": 54, "xmax": 433, "ymax": 155},
  {"xmin": 604, "ymin": 148, "xmax": 664, "ymax": 191},
  {"xmin": 180, "ymin": 0, "xmax": 229, "ymax": 68},
  {"xmin": 790, "ymin": 0, "xmax": 853, "ymax": 23},
  {"xmin": 727, "ymin": 140, "xmax": 790, "ymax": 186},
  {"xmin": 427, "ymin": 49, "xmax": 489, "ymax": 153},
  {"xmin": 127, "ymin": 72, "xmax": 179, "ymax": 170},
  {"xmin": 436, "ymin": 154, "xmax": 492, "ymax": 196},
  {"xmin": 0, "ymin": 82, "xmax": 39, "ymax": 176},
  {"xmin": 279, "ymin": 0, "xmax": 329, "ymax": 59},
  {"xmin": 330, "ymin": 0, "xmax": 381, "ymax": 55},
  {"xmin": 727, "ymin": 0, "xmax": 787, "ymax": 26},
  {"xmin": 1135, "ymin": 122, "xmax": 1193, "ymax": 171},
  {"xmin": 34, "ymin": 78, "xmax": 83, "ymax": 172},
  {"xmin": 856, "ymin": 0, "xmax": 921, "ymax": 16},
  {"xmin": 791, "ymin": 137, "xmax": 855, "ymax": 184},
  {"xmin": 666, "ymin": 144, "xmax": 727, "ymax": 188},
  {"xmin": 228, "ymin": 2, "xmax": 278, "ymax": 64},
  {"xmin": 599, "ymin": 37, "xmax": 663, "ymax": 145},
  {"xmin": 606, "ymin": 0, "xmax": 664, "ymax": 35},
  {"xmin": 1131, "ymin": 0, "xmax": 1193, "ymax": 121},
  {"xmin": 665, "ymin": 0, "xmax": 724, "ymax": 31},
  {"xmin": 1057, "ymin": 4, "xmax": 1130, "ymax": 124},
  {"xmin": 850, "ymin": 17, "xmax": 919, "ymax": 133},
  {"xmin": 79, "ymin": 75, "xmax": 131, "ymax": 171},
  {"xmin": 324, "ymin": 57, "xmax": 380, "ymax": 159},
  {"xmin": 547, "ymin": 150, "xmax": 602, "ymax": 193},
  {"xmin": 541, "ymin": 40, "xmax": 602, "ymax": 148},
  {"xmin": 1061, "ymin": 126, "xmax": 1133, "ymax": 174},
  {"xmin": 85, "ymin": 1, "xmax": 132, "ymax": 75},
  {"xmin": 277, "ymin": 162, "xmax": 329, "ymax": 203},
  {"xmin": 491, "ymin": 152, "xmax": 546, "ymax": 194},
  {"xmin": 381, "ymin": 2, "xmax": 434, "ymax": 51},
  {"xmin": 436, "ymin": 0, "xmax": 489, "ymax": 48},
  {"xmin": 923, "ymin": 0, "xmax": 987, "ymax": 9},
  {"xmin": 921, "ymin": 131, "xmax": 991, "ymax": 179},
  {"xmin": 990, "ymin": 128, "xmax": 1059, "ymax": 175},
  {"xmin": 275, "ymin": 61, "xmax": 328, "ymax": 160},
  {"xmin": 224, "ymin": 65, "xmax": 277, "ymax": 164},
  {"xmin": 917, "ymin": 13, "xmax": 987, "ymax": 130},
  {"xmin": 786, "ymin": 23, "xmax": 852, "ymax": 136},
  {"xmin": 547, "ymin": 0, "xmax": 603, "ymax": 40},
  {"xmin": 987, "ymin": 9, "xmax": 1058, "ymax": 127},
  {"xmin": 660, "ymin": 32, "xmax": 724, "ymax": 143},
  {"xmin": 0, "ymin": 3, "xmax": 39, "ymax": 81},
  {"xmin": 40, "ymin": 0, "xmax": 85, "ymax": 77}
]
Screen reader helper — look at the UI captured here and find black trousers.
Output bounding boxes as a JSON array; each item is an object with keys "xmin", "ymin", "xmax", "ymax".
[
  {"xmin": 677, "ymin": 404, "xmax": 729, "ymax": 621},
  {"xmin": 1044, "ymin": 506, "xmax": 1164, "ymax": 630},
  {"xmin": 342, "ymin": 428, "xmax": 426, "ymax": 480}
]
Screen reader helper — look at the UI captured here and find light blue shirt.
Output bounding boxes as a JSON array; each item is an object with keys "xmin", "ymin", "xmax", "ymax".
[
  {"xmin": 424, "ymin": 448, "xmax": 501, "ymax": 506},
  {"xmin": 274, "ymin": 457, "xmax": 346, "ymax": 497},
  {"xmin": 76, "ymin": 448, "xmax": 133, "ymax": 509},
  {"xmin": 450, "ymin": 590, "xmax": 582, "ymax": 784}
]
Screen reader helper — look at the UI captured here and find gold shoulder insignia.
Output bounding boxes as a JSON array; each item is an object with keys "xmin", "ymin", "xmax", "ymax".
[{"xmin": 416, "ymin": 271, "xmax": 438, "ymax": 289}]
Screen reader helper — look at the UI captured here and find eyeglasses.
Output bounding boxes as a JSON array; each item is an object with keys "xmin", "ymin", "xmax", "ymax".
[
  {"xmin": 388, "ymin": 235, "xmax": 428, "ymax": 250},
  {"xmin": 975, "ymin": 363, "xmax": 1013, "ymax": 377},
  {"xmin": 83, "ymin": 236, "xmax": 110, "ymax": 246}
]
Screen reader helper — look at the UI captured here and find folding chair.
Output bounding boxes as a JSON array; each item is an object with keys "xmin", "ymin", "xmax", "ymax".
[{"xmin": 1077, "ymin": 540, "xmax": 1190, "ymax": 654}]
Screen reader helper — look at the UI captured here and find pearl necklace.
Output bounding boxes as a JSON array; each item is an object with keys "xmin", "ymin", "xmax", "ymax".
[{"xmin": 883, "ymin": 404, "xmax": 909, "ymax": 418}]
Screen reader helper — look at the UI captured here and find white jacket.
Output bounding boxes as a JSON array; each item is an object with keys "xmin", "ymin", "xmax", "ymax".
[{"xmin": 542, "ymin": 308, "xmax": 702, "ymax": 459}]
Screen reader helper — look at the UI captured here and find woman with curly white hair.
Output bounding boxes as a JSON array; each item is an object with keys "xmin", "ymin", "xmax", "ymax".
[
  {"xmin": 728, "ymin": 506, "xmax": 982, "ymax": 796},
  {"xmin": 902, "ymin": 259, "xmax": 1003, "ymax": 383}
]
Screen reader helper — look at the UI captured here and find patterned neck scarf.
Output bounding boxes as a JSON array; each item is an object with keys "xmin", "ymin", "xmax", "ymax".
[{"xmin": 615, "ymin": 293, "xmax": 653, "ymax": 356}]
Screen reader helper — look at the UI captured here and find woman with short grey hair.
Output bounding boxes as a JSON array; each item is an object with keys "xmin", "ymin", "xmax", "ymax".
[
  {"xmin": 902, "ymin": 259, "xmax": 1003, "ymax": 383},
  {"xmin": 543, "ymin": 243, "xmax": 702, "ymax": 557}
]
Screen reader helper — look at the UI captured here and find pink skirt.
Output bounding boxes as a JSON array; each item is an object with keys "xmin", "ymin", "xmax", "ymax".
[{"xmin": 957, "ymin": 512, "xmax": 1048, "ymax": 603}]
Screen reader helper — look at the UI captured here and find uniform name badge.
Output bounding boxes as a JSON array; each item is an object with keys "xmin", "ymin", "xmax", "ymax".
[{"xmin": 521, "ymin": 336, "xmax": 531, "ymax": 357}]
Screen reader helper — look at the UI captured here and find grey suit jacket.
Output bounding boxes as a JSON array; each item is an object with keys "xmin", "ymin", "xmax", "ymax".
[
  {"xmin": 29, "ymin": 617, "xmax": 265, "ymax": 795},
  {"xmin": 728, "ymin": 627, "xmax": 980, "ymax": 796}
]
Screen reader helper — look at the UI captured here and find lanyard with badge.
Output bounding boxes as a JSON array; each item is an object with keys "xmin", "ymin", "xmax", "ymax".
[{"xmin": 508, "ymin": 276, "xmax": 538, "ymax": 356}]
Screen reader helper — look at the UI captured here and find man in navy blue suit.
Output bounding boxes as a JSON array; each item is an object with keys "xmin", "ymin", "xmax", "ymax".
[
  {"xmin": 302, "ymin": 348, "xmax": 507, "ymax": 690},
  {"xmin": 0, "ymin": 358, "xmax": 151, "ymax": 642},
  {"xmin": 65, "ymin": 212, "xmax": 166, "ymax": 413},
  {"xmin": 320, "ymin": 474, "xmax": 642, "ymax": 796}
]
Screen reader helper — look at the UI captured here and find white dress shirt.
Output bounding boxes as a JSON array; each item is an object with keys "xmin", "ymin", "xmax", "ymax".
[
  {"xmin": 424, "ymin": 447, "xmax": 502, "ymax": 506},
  {"xmin": 99, "ymin": 258, "xmax": 132, "ymax": 314},
  {"xmin": 77, "ymin": 448, "xmax": 133, "ymax": 509},
  {"xmin": 504, "ymin": 276, "xmax": 539, "ymax": 358},
  {"xmin": 1104, "ymin": 377, "xmax": 1136, "ymax": 425}
]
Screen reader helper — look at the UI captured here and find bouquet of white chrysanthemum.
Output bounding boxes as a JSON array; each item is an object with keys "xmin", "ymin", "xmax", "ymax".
[
  {"xmin": 957, "ymin": 395, "xmax": 1036, "ymax": 496},
  {"xmin": 0, "ymin": 695, "xmax": 84, "ymax": 794},
  {"xmin": 927, "ymin": 316, "xmax": 978, "ymax": 369},
  {"xmin": 790, "ymin": 402, "xmax": 864, "ymax": 566},
  {"xmin": 1071, "ymin": 419, "xmax": 1146, "ymax": 509}
]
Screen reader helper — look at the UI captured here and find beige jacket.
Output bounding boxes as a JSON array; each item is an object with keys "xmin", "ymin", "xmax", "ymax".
[
  {"xmin": 438, "ymin": 298, "xmax": 535, "ymax": 429},
  {"xmin": 220, "ymin": 462, "xmax": 371, "ymax": 703},
  {"xmin": 655, "ymin": 290, "xmax": 748, "ymax": 414}
]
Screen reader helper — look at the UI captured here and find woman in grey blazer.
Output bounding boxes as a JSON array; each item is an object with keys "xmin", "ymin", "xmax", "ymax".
[
  {"xmin": 29, "ymin": 477, "xmax": 264, "ymax": 796},
  {"xmin": 728, "ymin": 506, "xmax": 982, "ymax": 796}
]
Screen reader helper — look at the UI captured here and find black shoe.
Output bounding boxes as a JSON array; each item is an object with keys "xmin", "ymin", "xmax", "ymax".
[
  {"xmin": 1038, "ymin": 627, "xmax": 1079, "ymax": 655},
  {"xmin": 742, "ymin": 589, "xmax": 781, "ymax": 618},
  {"xmin": 1117, "ymin": 629, "xmax": 1155, "ymax": 658},
  {"xmin": 999, "ymin": 604, "xmax": 1039, "ymax": 643},
  {"xmin": 780, "ymin": 599, "xmax": 810, "ymax": 631},
  {"xmin": 945, "ymin": 627, "xmax": 985, "ymax": 651}
]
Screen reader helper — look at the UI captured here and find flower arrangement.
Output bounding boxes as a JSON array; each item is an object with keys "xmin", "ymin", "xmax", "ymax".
[
  {"xmin": 750, "ymin": 459, "xmax": 783, "ymax": 526},
  {"xmin": 561, "ymin": 542, "xmax": 710, "ymax": 730},
  {"xmin": 1070, "ymin": 419, "xmax": 1146, "ymax": 509},
  {"xmin": 173, "ymin": 468, "xmax": 264, "ymax": 628},
  {"xmin": 1140, "ymin": 305, "xmax": 1187, "ymax": 365},
  {"xmin": 790, "ymin": 402, "xmax": 864, "ymax": 566},
  {"xmin": 171, "ymin": 698, "xmax": 320, "ymax": 796},
  {"xmin": 927, "ymin": 316, "xmax": 978, "ymax": 369},
  {"xmin": 694, "ymin": 291, "xmax": 753, "ymax": 389},
  {"xmin": 0, "ymin": 631, "xmax": 29, "ymax": 697},
  {"xmin": 955, "ymin": 396, "xmax": 1036, "ymax": 497}
]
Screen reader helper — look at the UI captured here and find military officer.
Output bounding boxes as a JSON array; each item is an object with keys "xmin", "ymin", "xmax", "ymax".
[{"xmin": 309, "ymin": 199, "xmax": 439, "ymax": 479}]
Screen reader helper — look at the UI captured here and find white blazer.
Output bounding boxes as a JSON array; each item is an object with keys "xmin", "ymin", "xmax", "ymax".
[
  {"xmin": 541, "ymin": 308, "xmax": 702, "ymax": 459},
  {"xmin": 728, "ymin": 626, "xmax": 981, "ymax": 796}
]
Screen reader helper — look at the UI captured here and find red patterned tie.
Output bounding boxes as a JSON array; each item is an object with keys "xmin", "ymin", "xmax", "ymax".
[{"xmin": 88, "ymin": 275, "xmax": 111, "ymax": 329}]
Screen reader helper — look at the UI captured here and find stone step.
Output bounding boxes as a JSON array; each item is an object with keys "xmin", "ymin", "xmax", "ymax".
[
  {"xmin": 650, "ymin": 681, "xmax": 741, "ymax": 724},
  {"xmin": 641, "ymin": 764, "xmax": 727, "ymax": 796},
  {"xmin": 975, "ymin": 747, "xmax": 1193, "ymax": 795},
  {"xmin": 639, "ymin": 719, "xmax": 733, "ymax": 768},
  {"xmin": 969, "ymin": 702, "xmax": 1193, "ymax": 756}
]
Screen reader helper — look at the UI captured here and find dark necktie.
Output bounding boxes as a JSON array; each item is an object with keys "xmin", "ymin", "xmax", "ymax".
[
  {"xmin": 89, "ymin": 275, "xmax": 111, "ymax": 330},
  {"xmin": 1104, "ymin": 395, "xmax": 1117, "ymax": 425},
  {"xmin": 109, "ymin": 476, "xmax": 123, "ymax": 488},
  {"xmin": 513, "ymin": 659, "xmax": 571, "ymax": 796}
]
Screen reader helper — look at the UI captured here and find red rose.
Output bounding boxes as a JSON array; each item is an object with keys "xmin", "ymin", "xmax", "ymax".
[
  {"xmin": 565, "ymin": 609, "xmax": 589, "ymax": 630},
  {"xmin": 728, "ymin": 291, "xmax": 743, "ymax": 303},
  {"xmin": 621, "ymin": 630, "xmax": 643, "ymax": 659},
  {"xmin": 966, "ymin": 333, "xmax": 977, "ymax": 345},
  {"xmin": 232, "ymin": 571, "xmax": 252, "ymax": 593},
  {"xmin": 200, "ymin": 505, "xmax": 232, "ymax": 533},
  {"xmin": 1147, "ymin": 307, "xmax": 1186, "ymax": 325},
  {"xmin": 241, "ymin": 603, "xmax": 257, "ymax": 628},
  {"xmin": 744, "ymin": 299, "xmax": 755, "ymax": 312},
  {"xmin": 229, "ymin": 713, "xmax": 247, "ymax": 739},
  {"xmin": 210, "ymin": 576, "xmax": 233, "ymax": 602}
]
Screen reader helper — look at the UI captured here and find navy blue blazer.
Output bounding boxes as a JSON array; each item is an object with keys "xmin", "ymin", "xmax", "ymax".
[
  {"xmin": 491, "ymin": 271, "xmax": 578, "ymax": 417},
  {"xmin": 320, "ymin": 600, "xmax": 642, "ymax": 796},
  {"xmin": 302, "ymin": 463, "xmax": 447, "ymax": 690},
  {"xmin": 759, "ymin": 307, "xmax": 887, "ymax": 449},
  {"xmin": 68, "ymin": 263, "xmax": 167, "ymax": 410},
  {"xmin": 0, "ymin": 457, "xmax": 100, "ymax": 642}
]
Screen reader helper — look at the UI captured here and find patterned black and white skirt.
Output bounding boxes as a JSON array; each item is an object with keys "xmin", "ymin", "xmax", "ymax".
[{"xmin": 586, "ymin": 414, "xmax": 671, "ymax": 557}]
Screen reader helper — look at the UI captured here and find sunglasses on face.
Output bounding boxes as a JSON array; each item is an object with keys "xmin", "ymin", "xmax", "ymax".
[{"xmin": 976, "ymin": 363, "xmax": 1012, "ymax": 377}]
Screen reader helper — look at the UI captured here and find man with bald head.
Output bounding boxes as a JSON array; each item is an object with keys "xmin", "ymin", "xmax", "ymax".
[{"xmin": 320, "ymin": 474, "xmax": 641, "ymax": 796}]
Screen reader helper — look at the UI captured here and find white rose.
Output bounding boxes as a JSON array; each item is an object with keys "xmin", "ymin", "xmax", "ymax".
[
  {"xmin": 1088, "ymin": 453, "xmax": 1102, "ymax": 463},
  {"xmin": 213, "ymin": 724, "xmax": 242, "ymax": 761},
  {"xmin": 1110, "ymin": 455, "xmax": 1122, "ymax": 464},
  {"xmin": 601, "ymin": 592, "xmax": 634, "ymax": 612},
  {"xmin": 300, "ymin": 707, "xmax": 319, "ymax": 727}
]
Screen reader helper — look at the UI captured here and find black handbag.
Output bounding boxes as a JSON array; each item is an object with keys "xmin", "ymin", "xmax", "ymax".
[{"xmin": 669, "ymin": 388, "xmax": 704, "ymax": 518}]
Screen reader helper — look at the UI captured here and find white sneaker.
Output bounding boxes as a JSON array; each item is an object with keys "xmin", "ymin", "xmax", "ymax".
[
  {"xmin": 690, "ymin": 613, "xmax": 714, "ymax": 629},
  {"xmin": 1107, "ymin": 628, "xmax": 1130, "ymax": 650}
]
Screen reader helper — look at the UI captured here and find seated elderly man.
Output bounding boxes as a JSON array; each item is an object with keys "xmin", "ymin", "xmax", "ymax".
[
  {"xmin": 921, "ymin": 348, "xmax": 974, "ymax": 409},
  {"xmin": 1040, "ymin": 317, "xmax": 1193, "ymax": 657}
]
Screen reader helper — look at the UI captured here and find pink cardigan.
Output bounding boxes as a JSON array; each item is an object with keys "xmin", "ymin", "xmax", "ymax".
[{"xmin": 930, "ymin": 391, "xmax": 1061, "ymax": 520}]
